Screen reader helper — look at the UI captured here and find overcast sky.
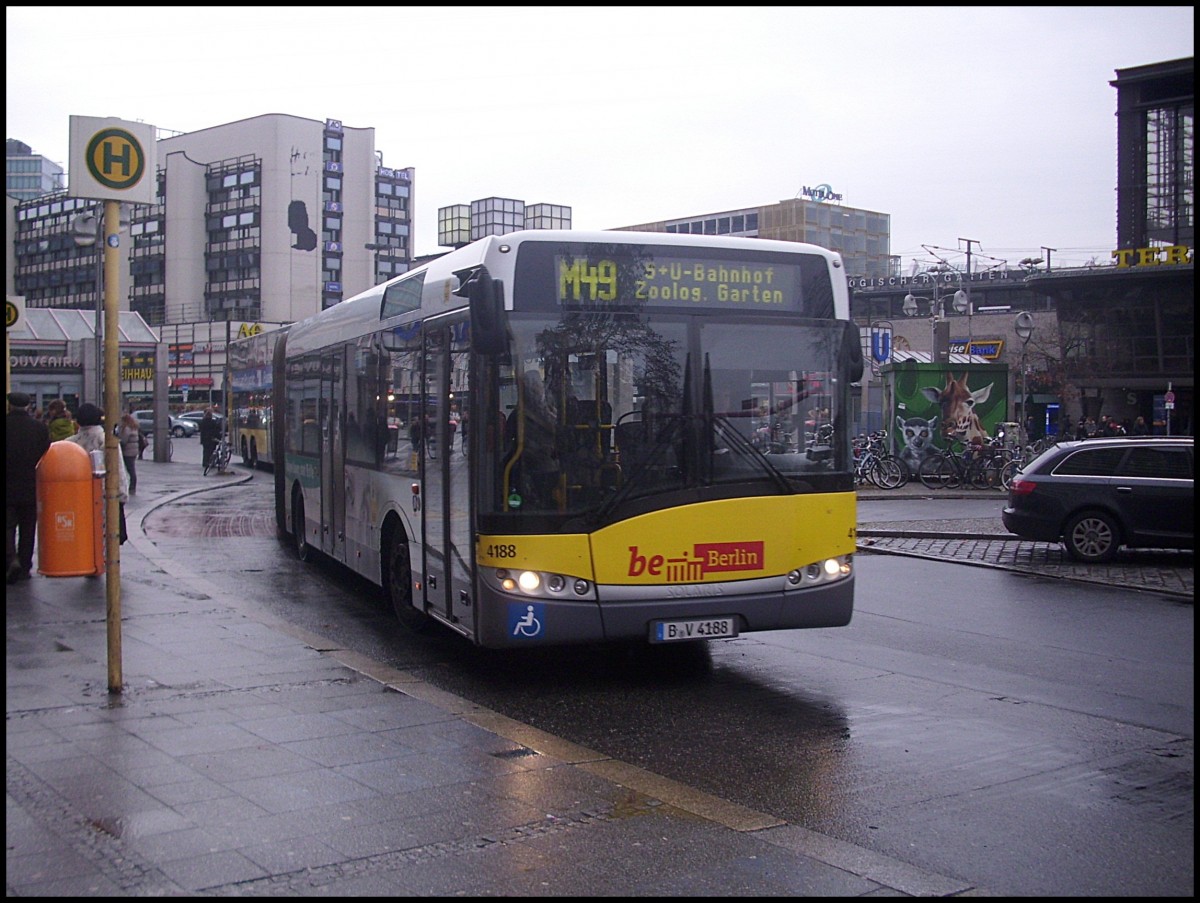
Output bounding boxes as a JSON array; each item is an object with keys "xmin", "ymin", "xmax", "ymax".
[{"xmin": 7, "ymin": 6, "xmax": 1194, "ymax": 269}]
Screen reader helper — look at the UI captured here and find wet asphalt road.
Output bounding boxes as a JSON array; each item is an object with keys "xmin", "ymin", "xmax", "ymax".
[{"xmin": 144, "ymin": 444, "xmax": 1194, "ymax": 896}]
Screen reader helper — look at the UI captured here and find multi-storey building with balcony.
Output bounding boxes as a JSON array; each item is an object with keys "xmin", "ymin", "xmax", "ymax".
[{"xmin": 8, "ymin": 114, "xmax": 415, "ymax": 408}]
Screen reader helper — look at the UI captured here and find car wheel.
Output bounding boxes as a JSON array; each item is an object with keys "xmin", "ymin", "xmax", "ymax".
[
  {"xmin": 172, "ymin": 425, "xmax": 186, "ymax": 438},
  {"xmin": 1063, "ymin": 510, "xmax": 1120, "ymax": 563}
]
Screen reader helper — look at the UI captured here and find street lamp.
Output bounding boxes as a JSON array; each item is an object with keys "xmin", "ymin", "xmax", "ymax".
[
  {"xmin": 1014, "ymin": 311, "xmax": 1035, "ymax": 432},
  {"xmin": 71, "ymin": 210, "xmax": 104, "ymax": 399},
  {"xmin": 950, "ymin": 277, "xmax": 972, "ymax": 349},
  {"xmin": 903, "ymin": 268, "xmax": 968, "ymax": 364}
]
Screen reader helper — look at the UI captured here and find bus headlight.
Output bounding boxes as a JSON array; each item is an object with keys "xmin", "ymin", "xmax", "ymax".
[
  {"xmin": 787, "ymin": 555, "xmax": 852, "ymax": 589},
  {"xmin": 490, "ymin": 568, "xmax": 595, "ymax": 600}
]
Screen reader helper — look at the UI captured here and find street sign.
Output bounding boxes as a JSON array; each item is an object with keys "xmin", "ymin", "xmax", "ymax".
[
  {"xmin": 68, "ymin": 117, "xmax": 158, "ymax": 204},
  {"xmin": 870, "ymin": 325, "xmax": 893, "ymax": 365},
  {"xmin": 6, "ymin": 294, "xmax": 24, "ymax": 330}
]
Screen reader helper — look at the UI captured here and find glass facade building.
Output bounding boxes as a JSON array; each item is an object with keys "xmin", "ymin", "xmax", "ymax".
[
  {"xmin": 6, "ymin": 139, "xmax": 64, "ymax": 201},
  {"xmin": 437, "ymin": 197, "xmax": 572, "ymax": 248},
  {"xmin": 617, "ymin": 197, "xmax": 895, "ymax": 280}
]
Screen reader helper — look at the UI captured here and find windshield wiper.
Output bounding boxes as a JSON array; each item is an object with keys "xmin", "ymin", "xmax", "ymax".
[
  {"xmin": 707, "ymin": 415, "xmax": 793, "ymax": 493},
  {"xmin": 582, "ymin": 414, "xmax": 685, "ymax": 525},
  {"xmin": 701, "ymin": 354, "xmax": 790, "ymax": 492}
]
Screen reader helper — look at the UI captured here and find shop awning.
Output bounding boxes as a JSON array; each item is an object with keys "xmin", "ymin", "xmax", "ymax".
[{"xmin": 7, "ymin": 308, "xmax": 159, "ymax": 344}]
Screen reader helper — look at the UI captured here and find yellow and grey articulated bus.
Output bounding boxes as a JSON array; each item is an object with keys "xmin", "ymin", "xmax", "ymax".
[
  {"xmin": 264, "ymin": 230, "xmax": 862, "ymax": 648},
  {"xmin": 227, "ymin": 326, "xmax": 285, "ymax": 471}
]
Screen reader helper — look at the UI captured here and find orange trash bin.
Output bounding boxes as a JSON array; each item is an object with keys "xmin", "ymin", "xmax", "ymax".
[{"xmin": 36, "ymin": 440, "xmax": 105, "ymax": 577}]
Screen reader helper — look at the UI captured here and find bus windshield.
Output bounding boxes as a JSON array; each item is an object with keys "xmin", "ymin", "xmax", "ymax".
[{"xmin": 478, "ymin": 312, "xmax": 849, "ymax": 530}]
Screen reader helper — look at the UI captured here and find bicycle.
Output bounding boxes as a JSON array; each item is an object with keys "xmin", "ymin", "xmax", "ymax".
[
  {"xmin": 967, "ymin": 441, "xmax": 1010, "ymax": 490},
  {"xmin": 853, "ymin": 431, "xmax": 904, "ymax": 489},
  {"xmin": 867, "ymin": 428, "xmax": 910, "ymax": 487},
  {"xmin": 204, "ymin": 434, "xmax": 232, "ymax": 475},
  {"xmin": 918, "ymin": 440, "xmax": 969, "ymax": 489}
]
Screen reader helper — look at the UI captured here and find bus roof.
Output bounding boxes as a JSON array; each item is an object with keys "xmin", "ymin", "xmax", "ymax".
[{"xmin": 286, "ymin": 230, "xmax": 847, "ymax": 356}]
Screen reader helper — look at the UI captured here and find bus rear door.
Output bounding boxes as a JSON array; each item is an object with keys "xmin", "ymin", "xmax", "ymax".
[{"xmin": 321, "ymin": 349, "xmax": 346, "ymax": 563}]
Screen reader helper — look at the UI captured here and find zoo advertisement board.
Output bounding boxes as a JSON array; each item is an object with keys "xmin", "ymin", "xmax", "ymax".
[{"xmin": 881, "ymin": 361, "xmax": 1009, "ymax": 475}]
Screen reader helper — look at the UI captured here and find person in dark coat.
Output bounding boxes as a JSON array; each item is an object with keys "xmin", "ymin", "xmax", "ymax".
[
  {"xmin": 198, "ymin": 408, "xmax": 222, "ymax": 472},
  {"xmin": 6, "ymin": 392, "xmax": 51, "ymax": 583}
]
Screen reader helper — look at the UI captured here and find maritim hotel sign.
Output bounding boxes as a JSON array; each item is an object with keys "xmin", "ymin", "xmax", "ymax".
[{"xmin": 799, "ymin": 183, "xmax": 843, "ymax": 203}]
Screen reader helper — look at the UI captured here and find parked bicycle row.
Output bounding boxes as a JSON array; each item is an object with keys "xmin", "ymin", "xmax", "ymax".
[{"xmin": 854, "ymin": 429, "xmax": 1045, "ymax": 491}]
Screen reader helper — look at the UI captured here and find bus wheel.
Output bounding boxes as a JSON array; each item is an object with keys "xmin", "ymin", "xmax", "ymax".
[
  {"xmin": 382, "ymin": 526, "xmax": 429, "ymax": 633},
  {"xmin": 292, "ymin": 490, "xmax": 311, "ymax": 561}
]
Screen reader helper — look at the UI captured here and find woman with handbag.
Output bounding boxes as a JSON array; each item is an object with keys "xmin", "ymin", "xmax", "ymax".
[
  {"xmin": 67, "ymin": 404, "xmax": 130, "ymax": 544},
  {"xmin": 117, "ymin": 412, "xmax": 142, "ymax": 493}
]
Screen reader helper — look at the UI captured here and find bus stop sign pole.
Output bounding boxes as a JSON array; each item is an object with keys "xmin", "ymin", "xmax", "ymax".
[{"xmin": 103, "ymin": 199, "xmax": 123, "ymax": 693}]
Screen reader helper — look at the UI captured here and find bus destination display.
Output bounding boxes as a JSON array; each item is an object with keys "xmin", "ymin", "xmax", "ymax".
[{"xmin": 556, "ymin": 254, "xmax": 803, "ymax": 310}]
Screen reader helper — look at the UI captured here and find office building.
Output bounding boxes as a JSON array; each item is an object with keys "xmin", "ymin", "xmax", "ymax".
[
  {"xmin": 615, "ymin": 194, "xmax": 894, "ymax": 279},
  {"xmin": 1027, "ymin": 56, "xmax": 1193, "ymax": 434},
  {"xmin": 11, "ymin": 114, "xmax": 413, "ymax": 327},
  {"xmin": 6, "ymin": 139, "xmax": 64, "ymax": 201},
  {"xmin": 437, "ymin": 197, "xmax": 571, "ymax": 248},
  {"xmin": 8, "ymin": 113, "xmax": 414, "ymax": 409}
]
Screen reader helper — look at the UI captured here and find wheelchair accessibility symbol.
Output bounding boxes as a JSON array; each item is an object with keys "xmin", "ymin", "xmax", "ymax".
[{"xmin": 509, "ymin": 602, "xmax": 545, "ymax": 639}]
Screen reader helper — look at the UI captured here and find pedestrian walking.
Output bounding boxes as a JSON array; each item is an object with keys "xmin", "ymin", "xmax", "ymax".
[
  {"xmin": 45, "ymin": 398, "xmax": 76, "ymax": 441},
  {"xmin": 199, "ymin": 408, "xmax": 221, "ymax": 473},
  {"xmin": 7, "ymin": 392, "xmax": 52, "ymax": 583},
  {"xmin": 67, "ymin": 404, "xmax": 130, "ymax": 544},
  {"xmin": 117, "ymin": 412, "xmax": 142, "ymax": 493}
]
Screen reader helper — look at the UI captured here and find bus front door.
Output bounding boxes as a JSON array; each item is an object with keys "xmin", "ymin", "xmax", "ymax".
[{"xmin": 421, "ymin": 316, "xmax": 474, "ymax": 637}]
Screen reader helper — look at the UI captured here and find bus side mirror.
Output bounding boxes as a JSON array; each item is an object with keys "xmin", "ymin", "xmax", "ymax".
[
  {"xmin": 467, "ymin": 272, "xmax": 507, "ymax": 356},
  {"xmin": 843, "ymin": 321, "xmax": 864, "ymax": 383}
]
